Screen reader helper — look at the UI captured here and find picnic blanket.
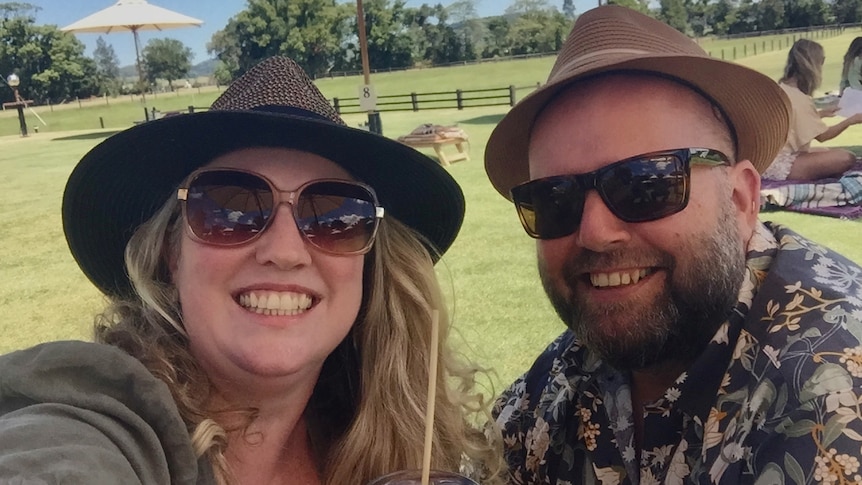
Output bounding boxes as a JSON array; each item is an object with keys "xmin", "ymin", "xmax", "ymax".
[{"xmin": 760, "ymin": 161, "xmax": 862, "ymax": 219}]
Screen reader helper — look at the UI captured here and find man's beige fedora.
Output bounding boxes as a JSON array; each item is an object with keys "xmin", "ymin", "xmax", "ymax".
[{"xmin": 485, "ymin": 5, "xmax": 791, "ymax": 199}]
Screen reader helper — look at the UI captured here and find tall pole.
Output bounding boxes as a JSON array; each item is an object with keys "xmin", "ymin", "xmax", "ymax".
[
  {"xmin": 356, "ymin": 0, "xmax": 382, "ymax": 134},
  {"xmin": 11, "ymin": 86, "xmax": 27, "ymax": 137},
  {"xmin": 356, "ymin": 0, "xmax": 371, "ymax": 86},
  {"xmin": 133, "ymin": 27, "xmax": 147, "ymax": 103}
]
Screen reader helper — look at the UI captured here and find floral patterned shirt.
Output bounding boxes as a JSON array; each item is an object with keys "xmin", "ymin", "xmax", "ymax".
[{"xmin": 493, "ymin": 222, "xmax": 862, "ymax": 484}]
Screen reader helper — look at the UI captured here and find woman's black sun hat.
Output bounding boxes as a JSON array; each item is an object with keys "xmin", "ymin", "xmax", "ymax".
[{"xmin": 62, "ymin": 56, "xmax": 465, "ymax": 298}]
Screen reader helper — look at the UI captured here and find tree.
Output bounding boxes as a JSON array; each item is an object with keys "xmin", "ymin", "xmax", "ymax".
[
  {"xmin": 756, "ymin": 0, "xmax": 786, "ymax": 30},
  {"xmin": 833, "ymin": 0, "xmax": 862, "ymax": 23},
  {"xmin": 481, "ymin": 16, "xmax": 510, "ymax": 58},
  {"xmin": 93, "ymin": 37, "xmax": 121, "ymax": 96},
  {"xmin": 606, "ymin": 0, "xmax": 651, "ymax": 13},
  {"xmin": 404, "ymin": 2, "xmax": 472, "ymax": 65},
  {"xmin": 0, "ymin": 1, "xmax": 38, "ymax": 18},
  {"xmin": 504, "ymin": 0, "xmax": 552, "ymax": 15},
  {"xmin": 0, "ymin": 3, "xmax": 98, "ymax": 104},
  {"xmin": 208, "ymin": 0, "xmax": 351, "ymax": 80},
  {"xmin": 447, "ymin": 0, "xmax": 483, "ymax": 60},
  {"xmin": 687, "ymin": 0, "xmax": 714, "ymax": 36},
  {"xmin": 360, "ymin": 0, "xmax": 415, "ymax": 69},
  {"xmin": 212, "ymin": 61, "xmax": 233, "ymax": 86},
  {"xmin": 500, "ymin": 0, "xmax": 570, "ymax": 56},
  {"xmin": 659, "ymin": 0, "xmax": 689, "ymax": 33},
  {"xmin": 785, "ymin": 0, "xmax": 832, "ymax": 27},
  {"xmin": 206, "ymin": 28, "xmax": 241, "ymax": 82},
  {"xmin": 142, "ymin": 38, "xmax": 193, "ymax": 90},
  {"xmin": 710, "ymin": 0, "xmax": 739, "ymax": 35},
  {"xmin": 562, "ymin": 0, "xmax": 576, "ymax": 19}
]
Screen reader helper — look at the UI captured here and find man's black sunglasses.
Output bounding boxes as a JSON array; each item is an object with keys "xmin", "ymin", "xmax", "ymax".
[{"xmin": 510, "ymin": 148, "xmax": 730, "ymax": 239}]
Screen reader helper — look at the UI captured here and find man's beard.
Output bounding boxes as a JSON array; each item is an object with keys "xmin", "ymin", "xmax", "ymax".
[{"xmin": 539, "ymin": 199, "xmax": 745, "ymax": 371}]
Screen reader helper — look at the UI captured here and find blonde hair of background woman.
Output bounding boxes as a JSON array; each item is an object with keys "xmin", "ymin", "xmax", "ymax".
[
  {"xmin": 94, "ymin": 196, "xmax": 507, "ymax": 485},
  {"xmin": 781, "ymin": 38, "xmax": 825, "ymax": 96}
]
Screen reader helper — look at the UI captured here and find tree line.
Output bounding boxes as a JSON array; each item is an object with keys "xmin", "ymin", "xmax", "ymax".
[
  {"xmin": 4, "ymin": 0, "xmax": 862, "ymax": 105},
  {"xmin": 206, "ymin": 0, "xmax": 575, "ymax": 83}
]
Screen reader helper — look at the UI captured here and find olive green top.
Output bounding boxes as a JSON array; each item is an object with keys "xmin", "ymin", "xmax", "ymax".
[{"xmin": 0, "ymin": 340, "xmax": 214, "ymax": 484}]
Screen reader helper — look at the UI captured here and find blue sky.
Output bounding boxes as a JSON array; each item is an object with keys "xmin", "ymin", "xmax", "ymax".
[{"xmin": 35, "ymin": 0, "xmax": 589, "ymax": 67}]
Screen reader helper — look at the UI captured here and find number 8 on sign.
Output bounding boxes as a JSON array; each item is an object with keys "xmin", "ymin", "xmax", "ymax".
[{"xmin": 359, "ymin": 84, "xmax": 378, "ymax": 111}]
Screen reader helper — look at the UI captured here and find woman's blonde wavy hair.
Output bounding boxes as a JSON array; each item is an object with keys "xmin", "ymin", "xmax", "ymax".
[
  {"xmin": 781, "ymin": 38, "xmax": 825, "ymax": 96},
  {"xmin": 94, "ymin": 193, "xmax": 506, "ymax": 485}
]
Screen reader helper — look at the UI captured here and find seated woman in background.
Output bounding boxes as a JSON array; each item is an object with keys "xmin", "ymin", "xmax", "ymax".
[
  {"xmin": 0, "ymin": 56, "xmax": 506, "ymax": 485},
  {"xmin": 764, "ymin": 38, "xmax": 862, "ymax": 181},
  {"xmin": 840, "ymin": 36, "xmax": 862, "ymax": 94}
]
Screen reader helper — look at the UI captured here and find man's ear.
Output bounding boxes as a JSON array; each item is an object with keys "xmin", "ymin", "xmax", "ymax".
[{"xmin": 728, "ymin": 159, "xmax": 761, "ymax": 242}]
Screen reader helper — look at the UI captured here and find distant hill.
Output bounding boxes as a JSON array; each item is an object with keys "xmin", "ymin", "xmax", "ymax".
[
  {"xmin": 118, "ymin": 58, "xmax": 216, "ymax": 80},
  {"xmin": 189, "ymin": 59, "xmax": 217, "ymax": 78}
]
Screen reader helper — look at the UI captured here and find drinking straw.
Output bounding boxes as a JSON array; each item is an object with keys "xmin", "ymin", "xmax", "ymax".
[{"xmin": 421, "ymin": 310, "xmax": 440, "ymax": 485}]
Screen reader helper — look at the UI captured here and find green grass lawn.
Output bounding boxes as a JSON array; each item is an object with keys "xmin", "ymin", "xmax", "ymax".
[{"xmin": 1, "ymin": 45, "xmax": 861, "ymax": 396}]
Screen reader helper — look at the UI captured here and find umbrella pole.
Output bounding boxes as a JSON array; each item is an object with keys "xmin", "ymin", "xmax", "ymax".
[{"xmin": 133, "ymin": 27, "xmax": 147, "ymax": 103}]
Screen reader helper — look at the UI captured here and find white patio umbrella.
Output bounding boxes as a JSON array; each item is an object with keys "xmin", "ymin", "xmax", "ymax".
[{"xmin": 61, "ymin": 0, "xmax": 203, "ymax": 88}]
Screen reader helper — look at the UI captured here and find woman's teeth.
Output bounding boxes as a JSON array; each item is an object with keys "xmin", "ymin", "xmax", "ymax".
[
  {"xmin": 238, "ymin": 291, "xmax": 313, "ymax": 316},
  {"xmin": 590, "ymin": 269, "xmax": 650, "ymax": 288}
]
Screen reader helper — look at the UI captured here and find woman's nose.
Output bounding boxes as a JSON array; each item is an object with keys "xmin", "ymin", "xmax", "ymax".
[{"xmin": 254, "ymin": 204, "xmax": 313, "ymax": 269}]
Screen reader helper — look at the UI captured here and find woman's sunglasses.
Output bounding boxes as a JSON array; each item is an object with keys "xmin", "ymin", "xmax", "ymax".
[
  {"xmin": 510, "ymin": 148, "xmax": 729, "ymax": 239},
  {"xmin": 177, "ymin": 168, "xmax": 385, "ymax": 255}
]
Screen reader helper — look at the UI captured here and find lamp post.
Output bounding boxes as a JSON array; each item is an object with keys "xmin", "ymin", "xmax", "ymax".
[{"xmin": 6, "ymin": 73, "xmax": 28, "ymax": 137}]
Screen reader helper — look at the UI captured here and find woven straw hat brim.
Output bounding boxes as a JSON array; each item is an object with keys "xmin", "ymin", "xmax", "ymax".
[
  {"xmin": 485, "ymin": 53, "xmax": 791, "ymax": 199},
  {"xmin": 63, "ymin": 110, "xmax": 464, "ymax": 298}
]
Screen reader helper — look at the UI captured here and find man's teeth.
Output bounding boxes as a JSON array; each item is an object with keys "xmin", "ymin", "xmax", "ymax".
[
  {"xmin": 590, "ymin": 269, "xmax": 649, "ymax": 288},
  {"xmin": 238, "ymin": 291, "xmax": 313, "ymax": 316}
]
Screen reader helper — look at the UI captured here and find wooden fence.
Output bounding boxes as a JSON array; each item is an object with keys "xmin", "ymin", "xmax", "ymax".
[
  {"xmin": 332, "ymin": 84, "xmax": 536, "ymax": 114},
  {"xmin": 177, "ymin": 84, "xmax": 538, "ymax": 119}
]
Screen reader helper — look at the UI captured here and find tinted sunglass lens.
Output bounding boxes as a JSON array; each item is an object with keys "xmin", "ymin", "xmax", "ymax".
[
  {"xmin": 600, "ymin": 155, "xmax": 688, "ymax": 222},
  {"xmin": 186, "ymin": 171, "xmax": 273, "ymax": 245},
  {"xmin": 295, "ymin": 181, "xmax": 378, "ymax": 253},
  {"xmin": 513, "ymin": 177, "xmax": 584, "ymax": 239}
]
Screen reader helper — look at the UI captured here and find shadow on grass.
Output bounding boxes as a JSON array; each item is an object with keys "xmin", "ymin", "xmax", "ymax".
[
  {"xmin": 52, "ymin": 130, "xmax": 121, "ymax": 142},
  {"xmin": 459, "ymin": 114, "xmax": 505, "ymax": 125}
]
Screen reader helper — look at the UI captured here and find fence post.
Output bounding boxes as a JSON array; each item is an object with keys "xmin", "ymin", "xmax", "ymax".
[
  {"xmin": 188, "ymin": 105, "xmax": 195, "ymax": 113},
  {"xmin": 411, "ymin": 93, "xmax": 418, "ymax": 111},
  {"xmin": 144, "ymin": 107, "xmax": 149, "ymax": 122},
  {"xmin": 509, "ymin": 85, "xmax": 516, "ymax": 106},
  {"xmin": 743, "ymin": 44, "xmax": 747, "ymax": 56},
  {"xmin": 151, "ymin": 106, "xmax": 157, "ymax": 119},
  {"xmin": 721, "ymin": 48, "xmax": 725, "ymax": 60},
  {"xmin": 754, "ymin": 43, "xmax": 757, "ymax": 55},
  {"xmin": 77, "ymin": 97, "xmax": 82, "ymax": 108},
  {"xmin": 99, "ymin": 117, "xmax": 104, "ymax": 128},
  {"xmin": 733, "ymin": 46, "xmax": 736, "ymax": 59},
  {"xmin": 333, "ymin": 98, "xmax": 340, "ymax": 114},
  {"xmin": 456, "ymin": 89, "xmax": 463, "ymax": 110}
]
